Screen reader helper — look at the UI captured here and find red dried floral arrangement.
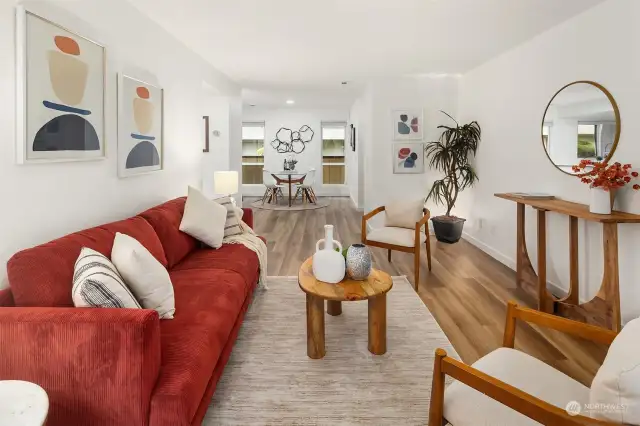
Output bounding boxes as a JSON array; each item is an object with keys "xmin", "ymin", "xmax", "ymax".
[{"xmin": 572, "ymin": 160, "xmax": 640, "ymax": 191}]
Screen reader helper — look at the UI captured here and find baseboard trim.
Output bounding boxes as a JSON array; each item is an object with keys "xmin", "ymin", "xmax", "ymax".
[{"xmin": 462, "ymin": 232, "xmax": 574, "ymax": 302}]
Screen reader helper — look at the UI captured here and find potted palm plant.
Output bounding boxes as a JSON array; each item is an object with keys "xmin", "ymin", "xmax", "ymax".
[{"xmin": 425, "ymin": 111, "xmax": 481, "ymax": 243}]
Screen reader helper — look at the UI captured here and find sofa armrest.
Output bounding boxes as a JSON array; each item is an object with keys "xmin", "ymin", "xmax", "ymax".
[
  {"xmin": 0, "ymin": 307, "xmax": 161, "ymax": 426},
  {"xmin": 242, "ymin": 208, "xmax": 254, "ymax": 229}
]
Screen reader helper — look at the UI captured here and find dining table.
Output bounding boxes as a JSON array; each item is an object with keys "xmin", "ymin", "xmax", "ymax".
[{"xmin": 271, "ymin": 170, "xmax": 307, "ymax": 207}]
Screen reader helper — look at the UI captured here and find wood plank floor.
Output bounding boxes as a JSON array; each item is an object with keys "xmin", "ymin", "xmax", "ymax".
[{"xmin": 244, "ymin": 196, "xmax": 608, "ymax": 386}]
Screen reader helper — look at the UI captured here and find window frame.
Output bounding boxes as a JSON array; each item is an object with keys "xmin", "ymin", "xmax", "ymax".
[{"xmin": 320, "ymin": 121, "xmax": 347, "ymax": 185}]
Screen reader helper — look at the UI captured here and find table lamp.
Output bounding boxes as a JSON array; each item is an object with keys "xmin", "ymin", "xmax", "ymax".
[{"xmin": 214, "ymin": 171, "xmax": 239, "ymax": 205}]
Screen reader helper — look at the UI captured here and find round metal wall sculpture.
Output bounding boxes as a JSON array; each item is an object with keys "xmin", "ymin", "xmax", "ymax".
[{"xmin": 271, "ymin": 125, "xmax": 314, "ymax": 154}]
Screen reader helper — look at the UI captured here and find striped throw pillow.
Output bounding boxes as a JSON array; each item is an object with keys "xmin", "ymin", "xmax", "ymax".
[
  {"xmin": 72, "ymin": 247, "xmax": 141, "ymax": 309},
  {"xmin": 215, "ymin": 197, "xmax": 243, "ymax": 238}
]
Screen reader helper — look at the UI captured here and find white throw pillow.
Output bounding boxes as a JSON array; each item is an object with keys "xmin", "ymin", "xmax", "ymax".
[
  {"xmin": 590, "ymin": 317, "xmax": 640, "ymax": 424},
  {"xmin": 180, "ymin": 186, "xmax": 228, "ymax": 249},
  {"xmin": 215, "ymin": 196, "xmax": 243, "ymax": 238},
  {"xmin": 111, "ymin": 232, "xmax": 175, "ymax": 319},
  {"xmin": 384, "ymin": 199, "xmax": 425, "ymax": 229},
  {"xmin": 72, "ymin": 247, "xmax": 141, "ymax": 309}
]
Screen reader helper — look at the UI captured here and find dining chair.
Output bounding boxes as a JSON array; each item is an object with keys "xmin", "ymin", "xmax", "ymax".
[
  {"xmin": 293, "ymin": 168, "xmax": 317, "ymax": 204},
  {"xmin": 262, "ymin": 169, "xmax": 284, "ymax": 205},
  {"xmin": 362, "ymin": 200, "xmax": 432, "ymax": 291}
]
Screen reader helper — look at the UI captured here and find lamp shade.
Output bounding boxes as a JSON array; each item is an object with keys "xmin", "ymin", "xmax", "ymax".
[{"xmin": 214, "ymin": 171, "xmax": 239, "ymax": 195}]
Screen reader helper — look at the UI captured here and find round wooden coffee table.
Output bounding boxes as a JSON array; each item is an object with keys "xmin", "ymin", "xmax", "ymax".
[{"xmin": 298, "ymin": 256, "xmax": 393, "ymax": 359}]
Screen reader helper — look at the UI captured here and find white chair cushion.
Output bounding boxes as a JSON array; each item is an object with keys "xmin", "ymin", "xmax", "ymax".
[
  {"xmin": 590, "ymin": 317, "xmax": 640, "ymax": 424},
  {"xmin": 384, "ymin": 199, "xmax": 424, "ymax": 229},
  {"xmin": 443, "ymin": 348, "xmax": 590, "ymax": 426},
  {"xmin": 367, "ymin": 227, "xmax": 426, "ymax": 247}
]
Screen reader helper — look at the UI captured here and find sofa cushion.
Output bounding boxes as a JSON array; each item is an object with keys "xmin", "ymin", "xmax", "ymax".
[
  {"xmin": 444, "ymin": 347, "xmax": 590, "ymax": 426},
  {"xmin": 171, "ymin": 244, "xmax": 260, "ymax": 290},
  {"xmin": 590, "ymin": 317, "xmax": 640, "ymax": 424},
  {"xmin": 138, "ymin": 198, "xmax": 199, "ymax": 268},
  {"xmin": 8, "ymin": 216, "xmax": 166, "ymax": 307},
  {"xmin": 149, "ymin": 265, "xmax": 254, "ymax": 424}
]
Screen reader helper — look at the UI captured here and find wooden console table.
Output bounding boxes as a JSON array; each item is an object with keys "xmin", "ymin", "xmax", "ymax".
[{"xmin": 495, "ymin": 193, "xmax": 640, "ymax": 332}]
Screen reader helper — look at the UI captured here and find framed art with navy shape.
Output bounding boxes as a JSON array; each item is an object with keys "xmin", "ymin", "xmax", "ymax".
[
  {"xmin": 15, "ymin": 7, "xmax": 106, "ymax": 164},
  {"xmin": 393, "ymin": 143, "xmax": 424, "ymax": 174},
  {"xmin": 117, "ymin": 74, "xmax": 164, "ymax": 178},
  {"xmin": 392, "ymin": 109, "xmax": 423, "ymax": 141}
]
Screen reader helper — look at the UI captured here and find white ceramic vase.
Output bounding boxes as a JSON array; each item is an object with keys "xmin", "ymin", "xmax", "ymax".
[
  {"xmin": 589, "ymin": 187, "xmax": 615, "ymax": 215},
  {"xmin": 312, "ymin": 225, "xmax": 345, "ymax": 284}
]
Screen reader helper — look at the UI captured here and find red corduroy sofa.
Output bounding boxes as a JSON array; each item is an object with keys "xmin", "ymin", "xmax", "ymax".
[{"xmin": 0, "ymin": 197, "xmax": 260, "ymax": 426}]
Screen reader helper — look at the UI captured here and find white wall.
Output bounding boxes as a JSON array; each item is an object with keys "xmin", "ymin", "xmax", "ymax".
[
  {"xmin": 347, "ymin": 97, "xmax": 368, "ymax": 210},
  {"xmin": 242, "ymin": 107, "xmax": 350, "ymax": 196},
  {"xmin": 361, "ymin": 76, "xmax": 460, "ymax": 227},
  {"xmin": 0, "ymin": 0, "xmax": 239, "ymax": 287},
  {"xmin": 457, "ymin": 0, "xmax": 640, "ymax": 322}
]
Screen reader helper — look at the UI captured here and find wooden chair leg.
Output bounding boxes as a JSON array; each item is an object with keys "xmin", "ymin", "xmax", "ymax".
[
  {"xmin": 428, "ymin": 349, "xmax": 447, "ymax": 426},
  {"xmin": 388, "ymin": 249, "xmax": 391, "ymax": 262},
  {"xmin": 414, "ymin": 245, "xmax": 420, "ymax": 291},
  {"xmin": 261, "ymin": 189, "xmax": 269, "ymax": 205},
  {"xmin": 293, "ymin": 187, "xmax": 302, "ymax": 203},
  {"xmin": 426, "ymin": 232, "xmax": 432, "ymax": 271}
]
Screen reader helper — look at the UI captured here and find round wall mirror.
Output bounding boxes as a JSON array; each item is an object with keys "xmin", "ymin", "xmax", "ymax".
[{"xmin": 541, "ymin": 81, "xmax": 620, "ymax": 175}]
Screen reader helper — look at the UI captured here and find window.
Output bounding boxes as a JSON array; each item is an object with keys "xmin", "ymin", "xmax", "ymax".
[
  {"xmin": 542, "ymin": 125, "xmax": 550, "ymax": 150},
  {"xmin": 577, "ymin": 124, "xmax": 597, "ymax": 159},
  {"xmin": 322, "ymin": 122, "xmax": 346, "ymax": 185},
  {"xmin": 242, "ymin": 122, "xmax": 265, "ymax": 184}
]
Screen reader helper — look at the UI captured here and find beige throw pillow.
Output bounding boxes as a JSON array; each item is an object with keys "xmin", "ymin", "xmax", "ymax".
[
  {"xmin": 384, "ymin": 199, "xmax": 425, "ymax": 229},
  {"xmin": 590, "ymin": 317, "xmax": 640, "ymax": 424},
  {"xmin": 180, "ymin": 186, "xmax": 228, "ymax": 249},
  {"xmin": 214, "ymin": 196, "xmax": 243, "ymax": 238},
  {"xmin": 111, "ymin": 232, "xmax": 175, "ymax": 319}
]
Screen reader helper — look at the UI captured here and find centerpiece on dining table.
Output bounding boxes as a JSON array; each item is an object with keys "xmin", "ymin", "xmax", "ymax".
[
  {"xmin": 283, "ymin": 155, "xmax": 298, "ymax": 171},
  {"xmin": 571, "ymin": 160, "xmax": 639, "ymax": 214}
]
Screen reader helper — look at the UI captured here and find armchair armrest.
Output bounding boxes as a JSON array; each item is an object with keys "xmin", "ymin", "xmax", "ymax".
[
  {"xmin": 429, "ymin": 349, "xmax": 615, "ymax": 426},
  {"xmin": 362, "ymin": 206, "xmax": 386, "ymax": 242},
  {"xmin": 0, "ymin": 288, "xmax": 13, "ymax": 306},
  {"xmin": 503, "ymin": 301, "xmax": 618, "ymax": 347},
  {"xmin": 0, "ymin": 307, "xmax": 161, "ymax": 426}
]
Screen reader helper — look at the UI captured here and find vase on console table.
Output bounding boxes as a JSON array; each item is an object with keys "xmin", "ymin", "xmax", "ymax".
[{"xmin": 589, "ymin": 187, "xmax": 616, "ymax": 215}]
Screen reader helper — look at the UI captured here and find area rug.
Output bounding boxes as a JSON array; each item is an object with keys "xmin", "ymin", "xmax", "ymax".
[
  {"xmin": 250, "ymin": 198, "xmax": 329, "ymax": 211},
  {"xmin": 204, "ymin": 276, "xmax": 459, "ymax": 425}
]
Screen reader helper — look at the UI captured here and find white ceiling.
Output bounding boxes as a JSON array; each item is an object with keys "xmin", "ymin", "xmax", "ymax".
[{"xmin": 129, "ymin": 0, "xmax": 604, "ymax": 107}]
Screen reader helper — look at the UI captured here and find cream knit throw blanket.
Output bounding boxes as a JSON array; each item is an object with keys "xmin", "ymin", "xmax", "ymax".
[{"xmin": 223, "ymin": 220, "xmax": 269, "ymax": 290}]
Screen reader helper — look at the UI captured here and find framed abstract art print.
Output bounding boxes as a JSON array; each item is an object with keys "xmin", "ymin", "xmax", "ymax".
[
  {"xmin": 392, "ymin": 109, "xmax": 423, "ymax": 141},
  {"xmin": 16, "ymin": 7, "xmax": 106, "ymax": 163},
  {"xmin": 117, "ymin": 74, "xmax": 164, "ymax": 177},
  {"xmin": 393, "ymin": 143, "xmax": 425, "ymax": 174}
]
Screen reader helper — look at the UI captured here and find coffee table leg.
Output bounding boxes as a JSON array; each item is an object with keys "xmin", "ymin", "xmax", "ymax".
[
  {"xmin": 327, "ymin": 300, "xmax": 342, "ymax": 316},
  {"xmin": 368, "ymin": 294, "xmax": 387, "ymax": 355},
  {"xmin": 306, "ymin": 294, "xmax": 326, "ymax": 359}
]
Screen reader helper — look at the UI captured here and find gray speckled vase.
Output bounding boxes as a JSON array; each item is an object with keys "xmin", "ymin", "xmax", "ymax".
[{"xmin": 346, "ymin": 244, "xmax": 372, "ymax": 280}]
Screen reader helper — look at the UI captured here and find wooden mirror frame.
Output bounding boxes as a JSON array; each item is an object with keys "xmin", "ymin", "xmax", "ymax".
[{"xmin": 541, "ymin": 80, "xmax": 621, "ymax": 176}]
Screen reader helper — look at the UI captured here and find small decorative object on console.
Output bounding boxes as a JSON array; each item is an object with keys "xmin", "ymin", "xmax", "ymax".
[
  {"xmin": 312, "ymin": 225, "xmax": 345, "ymax": 284},
  {"xmin": 572, "ymin": 160, "xmax": 639, "ymax": 214},
  {"xmin": 346, "ymin": 244, "xmax": 372, "ymax": 280}
]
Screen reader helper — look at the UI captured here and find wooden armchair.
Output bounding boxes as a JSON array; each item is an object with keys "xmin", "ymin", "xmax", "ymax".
[
  {"xmin": 362, "ymin": 206, "xmax": 432, "ymax": 291},
  {"xmin": 429, "ymin": 302, "xmax": 620, "ymax": 426}
]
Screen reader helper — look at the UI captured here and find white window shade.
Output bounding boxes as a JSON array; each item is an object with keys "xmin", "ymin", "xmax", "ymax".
[
  {"xmin": 322, "ymin": 127, "xmax": 345, "ymax": 140},
  {"xmin": 242, "ymin": 124, "xmax": 265, "ymax": 140}
]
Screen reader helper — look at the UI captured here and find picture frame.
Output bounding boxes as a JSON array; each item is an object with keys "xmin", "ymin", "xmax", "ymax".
[
  {"xmin": 16, "ymin": 6, "xmax": 106, "ymax": 164},
  {"xmin": 393, "ymin": 143, "xmax": 425, "ymax": 174},
  {"xmin": 392, "ymin": 109, "xmax": 423, "ymax": 141},
  {"xmin": 117, "ymin": 74, "xmax": 164, "ymax": 178},
  {"xmin": 350, "ymin": 124, "xmax": 356, "ymax": 152}
]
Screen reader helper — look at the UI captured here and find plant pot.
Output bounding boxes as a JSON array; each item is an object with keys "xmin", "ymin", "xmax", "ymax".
[
  {"xmin": 589, "ymin": 187, "xmax": 616, "ymax": 215},
  {"xmin": 431, "ymin": 216, "xmax": 466, "ymax": 244}
]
